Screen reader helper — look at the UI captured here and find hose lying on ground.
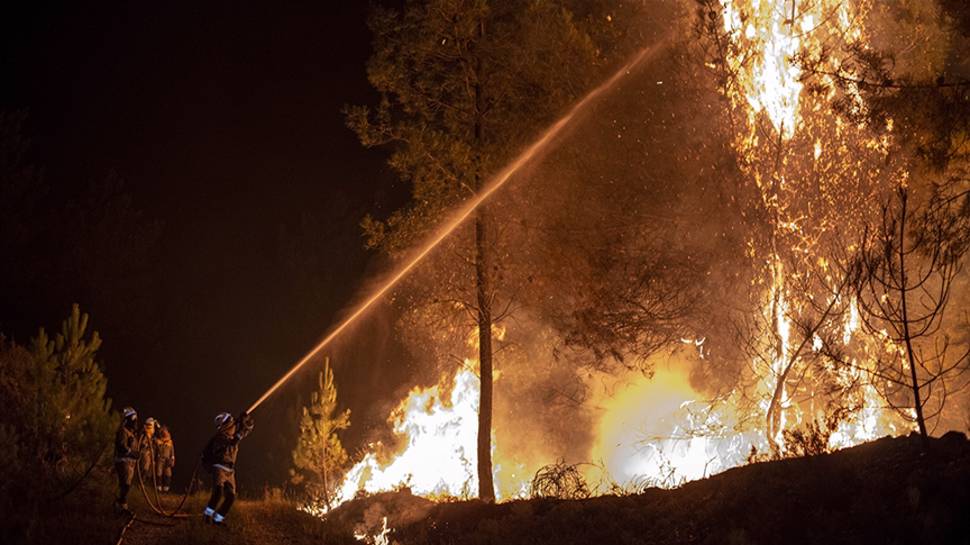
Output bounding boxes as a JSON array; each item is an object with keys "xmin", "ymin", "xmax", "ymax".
[
  {"xmin": 135, "ymin": 456, "xmax": 200, "ymax": 519},
  {"xmin": 113, "ymin": 513, "xmax": 135, "ymax": 545},
  {"xmin": 113, "ymin": 512, "xmax": 178, "ymax": 545}
]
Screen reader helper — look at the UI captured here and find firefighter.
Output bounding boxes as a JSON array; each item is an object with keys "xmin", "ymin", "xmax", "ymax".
[
  {"xmin": 139, "ymin": 417, "xmax": 157, "ymax": 479},
  {"xmin": 154, "ymin": 426, "xmax": 176, "ymax": 492},
  {"xmin": 113, "ymin": 407, "xmax": 140, "ymax": 513},
  {"xmin": 201, "ymin": 411, "xmax": 254, "ymax": 526}
]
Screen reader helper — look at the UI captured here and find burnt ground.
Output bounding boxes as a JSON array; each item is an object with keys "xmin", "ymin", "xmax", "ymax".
[
  {"xmin": 13, "ymin": 433, "xmax": 970, "ymax": 544},
  {"xmin": 329, "ymin": 433, "xmax": 970, "ymax": 545}
]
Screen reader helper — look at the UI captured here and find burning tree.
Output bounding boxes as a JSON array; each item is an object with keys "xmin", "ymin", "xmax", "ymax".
[
  {"xmin": 691, "ymin": 0, "xmax": 891, "ymax": 452},
  {"xmin": 327, "ymin": 0, "xmax": 969, "ymax": 504},
  {"xmin": 292, "ymin": 359, "xmax": 351, "ymax": 512},
  {"xmin": 788, "ymin": 0, "xmax": 970, "ymax": 444},
  {"xmin": 347, "ymin": 0, "xmax": 628, "ymax": 501},
  {"xmin": 688, "ymin": 0, "xmax": 970, "ymax": 454}
]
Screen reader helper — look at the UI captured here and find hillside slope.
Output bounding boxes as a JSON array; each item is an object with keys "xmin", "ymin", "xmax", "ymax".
[
  {"xmin": 330, "ymin": 433, "xmax": 970, "ymax": 545},
  {"xmin": 21, "ymin": 433, "xmax": 969, "ymax": 544}
]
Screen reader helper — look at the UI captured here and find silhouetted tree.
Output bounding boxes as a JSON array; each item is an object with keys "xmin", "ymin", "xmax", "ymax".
[
  {"xmin": 792, "ymin": 1, "xmax": 970, "ymax": 443},
  {"xmin": 856, "ymin": 187, "xmax": 970, "ymax": 447}
]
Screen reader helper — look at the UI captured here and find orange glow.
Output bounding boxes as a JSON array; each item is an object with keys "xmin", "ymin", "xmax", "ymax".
[
  {"xmin": 588, "ymin": 363, "xmax": 758, "ymax": 488},
  {"xmin": 303, "ymin": 0, "xmax": 927, "ymax": 518}
]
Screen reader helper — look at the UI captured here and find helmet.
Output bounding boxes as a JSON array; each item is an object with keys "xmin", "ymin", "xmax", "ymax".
[
  {"xmin": 214, "ymin": 412, "xmax": 234, "ymax": 429},
  {"xmin": 122, "ymin": 407, "xmax": 137, "ymax": 420},
  {"xmin": 144, "ymin": 417, "xmax": 157, "ymax": 428}
]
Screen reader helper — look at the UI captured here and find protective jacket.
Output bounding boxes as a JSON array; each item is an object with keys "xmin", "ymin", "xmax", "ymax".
[
  {"xmin": 202, "ymin": 418, "xmax": 253, "ymax": 470},
  {"xmin": 114, "ymin": 424, "xmax": 140, "ymax": 462},
  {"xmin": 155, "ymin": 437, "xmax": 175, "ymax": 466}
]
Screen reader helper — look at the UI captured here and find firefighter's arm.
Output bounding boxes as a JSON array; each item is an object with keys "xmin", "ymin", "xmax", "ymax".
[
  {"xmin": 235, "ymin": 411, "xmax": 254, "ymax": 441},
  {"xmin": 115, "ymin": 428, "xmax": 128, "ymax": 456},
  {"xmin": 117, "ymin": 428, "xmax": 137, "ymax": 459}
]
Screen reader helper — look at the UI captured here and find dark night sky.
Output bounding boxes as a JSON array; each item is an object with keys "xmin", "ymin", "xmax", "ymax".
[{"xmin": 2, "ymin": 2, "xmax": 414, "ymax": 488}]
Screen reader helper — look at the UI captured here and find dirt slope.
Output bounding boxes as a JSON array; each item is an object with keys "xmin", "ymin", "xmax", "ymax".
[{"xmin": 331, "ymin": 433, "xmax": 970, "ymax": 545}]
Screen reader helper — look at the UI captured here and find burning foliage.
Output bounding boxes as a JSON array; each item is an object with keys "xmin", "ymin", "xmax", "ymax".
[
  {"xmin": 304, "ymin": 0, "xmax": 970, "ymax": 518},
  {"xmin": 529, "ymin": 460, "xmax": 592, "ymax": 500}
]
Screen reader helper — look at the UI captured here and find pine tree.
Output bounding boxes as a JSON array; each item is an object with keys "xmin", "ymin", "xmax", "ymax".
[
  {"xmin": 0, "ymin": 304, "xmax": 113, "ymax": 486},
  {"xmin": 291, "ymin": 358, "xmax": 350, "ymax": 511},
  {"xmin": 856, "ymin": 187, "xmax": 970, "ymax": 448},
  {"xmin": 348, "ymin": 0, "xmax": 621, "ymax": 502},
  {"xmin": 28, "ymin": 304, "xmax": 114, "ymax": 468}
]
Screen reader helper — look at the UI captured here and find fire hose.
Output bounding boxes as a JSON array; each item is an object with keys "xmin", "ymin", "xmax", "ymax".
[
  {"xmin": 113, "ymin": 512, "xmax": 178, "ymax": 545},
  {"xmin": 45, "ymin": 441, "xmax": 109, "ymax": 502},
  {"xmin": 115, "ymin": 442, "xmax": 201, "ymax": 545},
  {"xmin": 134, "ymin": 445, "xmax": 199, "ymax": 519},
  {"xmin": 242, "ymin": 33, "xmax": 672, "ymax": 417},
  {"xmin": 113, "ymin": 513, "xmax": 135, "ymax": 545}
]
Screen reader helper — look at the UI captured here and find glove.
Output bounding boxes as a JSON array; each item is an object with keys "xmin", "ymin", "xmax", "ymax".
[{"xmin": 238, "ymin": 411, "xmax": 254, "ymax": 429}]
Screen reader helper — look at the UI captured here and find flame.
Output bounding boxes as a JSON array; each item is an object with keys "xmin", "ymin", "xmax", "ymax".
[
  {"xmin": 354, "ymin": 516, "xmax": 392, "ymax": 545},
  {"xmin": 712, "ymin": 0, "xmax": 911, "ymax": 457},
  {"xmin": 588, "ymin": 365, "xmax": 760, "ymax": 488},
  {"xmin": 335, "ymin": 362, "xmax": 484, "ymax": 506},
  {"xmin": 303, "ymin": 0, "xmax": 926, "ymax": 520},
  {"xmin": 721, "ymin": 0, "xmax": 806, "ymax": 138}
]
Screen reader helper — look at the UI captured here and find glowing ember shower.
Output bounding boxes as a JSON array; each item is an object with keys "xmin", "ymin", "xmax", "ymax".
[{"xmin": 246, "ymin": 36, "xmax": 672, "ymax": 414}]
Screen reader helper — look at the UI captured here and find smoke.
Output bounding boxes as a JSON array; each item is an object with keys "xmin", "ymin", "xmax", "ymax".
[
  {"xmin": 300, "ymin": 0, "xmax": 970, "ymax": 501},
  {"xmin": 345, "ymin": 25, "xmax": 756, "ymax": 494}
]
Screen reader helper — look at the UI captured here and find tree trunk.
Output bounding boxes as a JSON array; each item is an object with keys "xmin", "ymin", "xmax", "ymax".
[
  {"xmin": 321, "ymin": 357, "xmax": 333, "ymax": 511},
  {"xmin": 475, "ymin": 210, "xmax": 495, "ymax": 502},
  {"xmin": 473, "ymin": 16, "xmax": 495, "ymax": 503},
  {"xmin": 321, "ymin": 445, "xmax": 332, "ymax": 511},
  {"xmin": 897, "ymin": 189, "xmax": 929, "ymax": 449}
]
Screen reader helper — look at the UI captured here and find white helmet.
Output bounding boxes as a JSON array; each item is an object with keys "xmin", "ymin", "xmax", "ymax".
[
  {"xmin": 214, "ymin": 412, "xmax": 234, "ymax": 429},
  {"xmin": 122, "ymin": 407, "xmax": 137, "ymax": 420},
  {"xmin": 144, "ymin": 417, "xmax": 157, "ymax": 428}
]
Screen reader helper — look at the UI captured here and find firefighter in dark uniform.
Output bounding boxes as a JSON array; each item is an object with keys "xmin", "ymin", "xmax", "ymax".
[
  {"xmin": 113, "ymin": 407, "xmax": 140, "ymax": 513},
  {"xmin": 202, "ymin": 411, "xmax": 254, "ymax": 526}
]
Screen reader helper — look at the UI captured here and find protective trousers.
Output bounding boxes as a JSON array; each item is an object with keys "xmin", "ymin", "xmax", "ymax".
[
  {"xmin": 156, "ymin": 459, "xmax": 174, "ymax": 488},
  {"xmin": 206, "ymin": 466, "xmax": 236, "ymax": 517},
  {"xmin": 115, "ymin": 459, "xmax": 135, "ymax": 503}
]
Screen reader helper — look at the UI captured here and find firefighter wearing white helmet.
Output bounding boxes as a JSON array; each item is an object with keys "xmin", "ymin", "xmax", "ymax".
[
  {"xmin": 113, "ymin": 407, "xmax": 140, "ymax": 513},
  {"xmin": 201, "ymin": 410, "xmax": 254, "ymax": 526}
]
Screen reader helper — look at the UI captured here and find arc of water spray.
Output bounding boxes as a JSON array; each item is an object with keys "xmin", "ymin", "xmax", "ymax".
[{"xmin": 247, "ymin": 37, "xmax": 670, "ymax": 414}]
